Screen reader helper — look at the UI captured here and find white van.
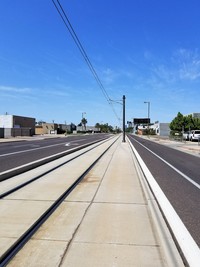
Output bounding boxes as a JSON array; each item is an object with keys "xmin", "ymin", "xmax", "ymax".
[{"xmin": 189, "ymin": 130, "xmax": 200, "ymax": 141}]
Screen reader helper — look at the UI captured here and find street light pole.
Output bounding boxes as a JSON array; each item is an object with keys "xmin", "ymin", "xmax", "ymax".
[{"xmin": 144, "ymin": 101, "xmax": 150, "ymax": 132}]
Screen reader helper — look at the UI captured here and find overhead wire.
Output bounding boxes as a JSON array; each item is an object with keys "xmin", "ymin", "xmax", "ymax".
[{"xmin": 52, "ymin": 0, "xmax": 121, "ymax": 124}]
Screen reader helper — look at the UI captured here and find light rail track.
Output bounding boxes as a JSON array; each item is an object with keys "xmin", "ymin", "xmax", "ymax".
[{"xmin": 0, "ymin": 136, "xmax": 119, "ymax": 266}]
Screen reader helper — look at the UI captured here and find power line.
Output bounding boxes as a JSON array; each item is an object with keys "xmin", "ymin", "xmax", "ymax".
[
  {"xmin": 52, "ymin": 0, "xmax": 121, "ymax": 123},
  {"xmin": 52, "ymin": 0, "xmax": 111, "ymax": 102}
]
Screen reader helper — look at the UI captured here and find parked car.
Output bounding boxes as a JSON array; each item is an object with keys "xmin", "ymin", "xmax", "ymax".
[
  {"xmin": 189, "ymin": 130, "xmax": 200, "ymax": 141},
  {"xmin": 182, "ymin": 131, "xmax": 190, "ymax": 141}
]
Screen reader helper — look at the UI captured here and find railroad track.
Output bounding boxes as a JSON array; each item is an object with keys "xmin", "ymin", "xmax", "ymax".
[{"xmin": 0, "ymin": 135, "xmax": 119, "ymax": 266}]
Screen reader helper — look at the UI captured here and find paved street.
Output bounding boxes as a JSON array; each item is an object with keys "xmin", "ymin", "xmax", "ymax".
[
  {"xmin": 0, "ymin": 134, "xmax": 111, "ymax": 173},
  {"xmin": 128, "ymin": 134, "xmax": 200, "ymax": 247}
]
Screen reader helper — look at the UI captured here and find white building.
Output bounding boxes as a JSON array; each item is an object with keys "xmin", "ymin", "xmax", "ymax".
[
  {"xmin": 0, "ymin": 114, "xmax": 35, "ymax": 137},
  {"xmin": 151, "ymin": 122, "xmax": 170, "ymax": 136},
  {"xmin": 76, "ymin": 125, "xmax": 100, "ymax": 133},
  {"xmin": 185, "ymin": 113, "xmax": 200, "ymax": 119}
]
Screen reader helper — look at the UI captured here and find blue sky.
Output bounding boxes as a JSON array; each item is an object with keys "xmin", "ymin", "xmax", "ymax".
[{"xmin": 0, "ymin": 0, "xmax": 200, "ymax": 127}]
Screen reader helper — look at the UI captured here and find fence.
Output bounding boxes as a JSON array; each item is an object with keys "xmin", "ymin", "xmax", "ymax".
[{"xmin": 0, "ymin": 128, "xmax": 35, "ymax": 138}]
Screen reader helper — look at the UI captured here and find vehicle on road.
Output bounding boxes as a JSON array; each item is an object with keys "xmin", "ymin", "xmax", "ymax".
[{"xmin": 189, "ymin": 130, "xmax": 200, "ymax": 141}]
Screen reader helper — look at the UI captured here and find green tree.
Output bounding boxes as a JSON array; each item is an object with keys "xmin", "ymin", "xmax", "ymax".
[
  {"xmin": 81, "ymin": 118, "xmax": 87, "ymax": 130},
  {"xmin": 95, "ymin": 122, "xmax": 114, "ymax": 133},
  {"xmin": 170, "ymin": 112, "xmax": 184, "ymax": 132},
  {"xmin": 193, "ymin": 117, "xmax": 200, "ymax": 129},
  {"xmin": 125, "ymin": 127, "xmax": 133, "ymax": 133},
  {"xmin": 170, "ymin": 112, "xmax": 200, "ymax": 135},
  {"xmin": 95, "ymin": 123, "xmax": 101, "ymax": 129}
]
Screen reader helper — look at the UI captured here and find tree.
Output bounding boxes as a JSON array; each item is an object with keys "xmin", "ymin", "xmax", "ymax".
[
  {"xmin": 169, "ymin": 112, "xmax": 184, "ymax": 132},
  {"xmin": 81, "ymin": 118, "xmax": 87, "ymax": 130},
  {"xmin": 125, "ymin": 126, "xmax": 133, "ymax": 133},
  {"xmin": 170, "ymin": 112, "xmax": 200, "ymax": 135},
  {"xmin": 95, "ymin": 123, "xmax": 101, "ymax": 129},
  {"xmin": 95, "ymin": 122, "xmax": 115, "ymax": 133}
]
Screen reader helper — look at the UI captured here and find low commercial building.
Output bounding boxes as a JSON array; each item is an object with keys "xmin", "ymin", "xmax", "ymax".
[
  {"xmin": 185, "ymin": 113, "xmax": 200, "ymax": 118},
  {"xmin": 76, "ymin": 125, "xmax": 100, "ymax": 133},
  {"xmin": 151, "ymin": 122, "xmax": 170, "ymax": 136},
  {"xmin": 35, "ymin": 122, "xmax": 58, "ymax": 135},
  {"xmin": 35, "ymin": 122, "xmax": 76, "ymax": 135},
  {"xmin": 0, "ymin": 114, "xmax": 35, "ymax": 138},
  {"xmin": 136, "ymin": 122, "xmax": 170, "ymax": 137}
]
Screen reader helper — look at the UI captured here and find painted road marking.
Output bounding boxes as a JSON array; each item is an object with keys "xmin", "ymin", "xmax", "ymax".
[
  {"xmin": 0, "ymin": 139, "xmax": 85, "ymax": 157},
  {"xmin": 132, "ymin": 137, "xmax": 200, "ymax": 190}
]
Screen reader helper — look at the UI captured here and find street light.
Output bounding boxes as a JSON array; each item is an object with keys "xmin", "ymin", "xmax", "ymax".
[
  {"xmin": 144, "ymin": 101, "xmax": 150, "ymax": 120},
  {"xmin": 144, "ymin": 101, "xmax": 150, "ymax": 133}
]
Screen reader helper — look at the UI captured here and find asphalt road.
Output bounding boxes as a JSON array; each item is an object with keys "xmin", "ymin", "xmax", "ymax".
[
  {"xmin": 0, "ymin": 134, "xmax": 112, "ymax": 173},
  {"xmin": 127, "ymin": 134, "xmax": 200, "ymax": 248}
]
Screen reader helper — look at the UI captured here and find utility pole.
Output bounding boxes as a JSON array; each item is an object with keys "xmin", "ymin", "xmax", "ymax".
[
  {"xmin": 122, "ymin": 95, "xmax": 126, "ymax": 142},
  {"xmin": 144, "ymin": 101, "xmax": 150, "ymax": 134}
]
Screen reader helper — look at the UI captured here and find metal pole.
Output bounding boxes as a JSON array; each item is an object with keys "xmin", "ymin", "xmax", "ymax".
[
  {"xmin": 148, "ymin": 102, "xmax": 150, "ymax": 135},
  {"xmin": 144, "ymin": 101, "xmax": 150, "ymax": 134},
  {"xmin": 122, "ymin": 95, "xmax": 126, "ymax": 142}
]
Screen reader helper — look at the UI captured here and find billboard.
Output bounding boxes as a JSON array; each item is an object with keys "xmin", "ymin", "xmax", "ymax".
[{"xmin": 133, "ymin": 118, "xmax": 150, "ymax": 124}]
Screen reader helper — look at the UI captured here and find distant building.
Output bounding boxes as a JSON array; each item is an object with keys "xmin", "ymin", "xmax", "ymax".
[
  {"xmin": 0, "ymin": 114, "xmax": 35, "ymax": 138},
  {"xmin": 35, "ymin": 122, "xmax": 76, "ymax": 135},
  {"xmin": 76, "ymin": 125, "xmax": 100, "ymax": 133},
  {"xmin": 137, "ymin": 125, "xmax": 147, "ymax": 135},
  {"xmin": 151, "ymin": 122, "xmax": 170, "ymax": 136},
  {"xmin": 136, "ymin": 122, "xmax": 170, "ymax": 137},
  {"xmin": 185, "ymin": 113, "xmax": 200, "ymax": 119},
  {"xmin": 35, "ymin": 122, "xmax": 58, "ymax": 135}
]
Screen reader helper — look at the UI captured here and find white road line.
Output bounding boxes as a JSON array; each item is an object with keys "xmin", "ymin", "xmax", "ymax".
[
  {"xmin": 132, "ymin": 136, "xmax": 200, "ymax": 190},
  {"xmin": 0, "ymin": 139, "xmax": 85, "ymax": 157},
  {"xmin": 0, "ymin": 142, "xmax": 67, "ymax": 157},
  {"xmin": 65, "ymin": 143, "xmax": 70, "ymax": 146},
  {"xmin": 128, "ymin": 137, "xmax": 200, "ymax": 267}
]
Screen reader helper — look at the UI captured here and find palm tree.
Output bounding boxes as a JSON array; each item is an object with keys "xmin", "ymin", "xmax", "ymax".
[{"xmin": 81, "ymin": 118, "xmax": 87, "ymax": 131}]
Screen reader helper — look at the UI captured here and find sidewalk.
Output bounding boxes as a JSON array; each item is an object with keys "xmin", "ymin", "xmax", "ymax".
[{"xmin": 59, "ymin": 138, "xmax": 184, "ymax": 266}]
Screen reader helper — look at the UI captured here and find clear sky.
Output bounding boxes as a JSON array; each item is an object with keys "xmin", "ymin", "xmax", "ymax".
[{"xmin": 0, "ymin": 0, "xmax": 200, "ymax": 127}]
